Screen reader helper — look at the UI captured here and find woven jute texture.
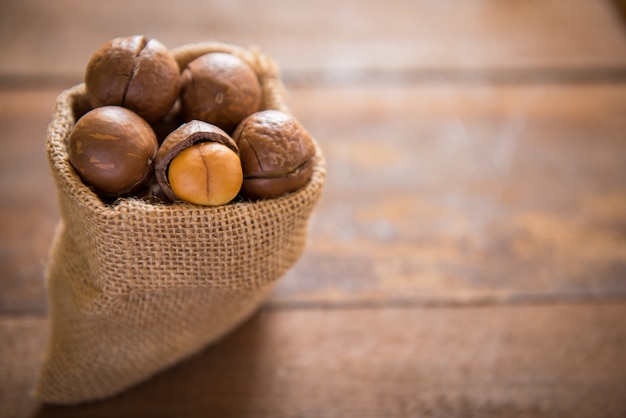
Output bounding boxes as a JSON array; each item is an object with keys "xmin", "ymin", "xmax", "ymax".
[{"xmin": 35, "ymin": 42, "xmax": 325, "ymax": 404}]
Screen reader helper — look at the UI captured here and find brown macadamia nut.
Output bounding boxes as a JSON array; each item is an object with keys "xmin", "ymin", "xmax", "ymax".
[
  {"xmin": 67, "ymin": 106, "xmax": 159, "ymax": 197},
  {"xmin": 155, "ymin": 120, "xmax": 242, "ymax": 205},
  {"xmin": 85, "ymin": 35, "xmax": 180, "ymax": 123},
  {"xmin": 232, "ymin": 110, "xmax": 315, "ymax": 200},
  {"xmin": 179, "ymin": 52, "xmax": 261, "ymax": 133}
]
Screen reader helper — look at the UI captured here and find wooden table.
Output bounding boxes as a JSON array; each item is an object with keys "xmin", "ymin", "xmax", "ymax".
[{"xmin": 2, "ymin": 1, "xmax": 626, "ymax": 417}]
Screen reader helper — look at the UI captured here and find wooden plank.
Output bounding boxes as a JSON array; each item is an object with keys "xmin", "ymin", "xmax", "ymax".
[
  {"xmin": 1, "ymin": 83, "xmax": 626, "ymax": 312},
  {"xmin": 1, "ymin": 0, "xmax": 626, "ymax": 83},
  {"xmin": 275, "ymin": 82, "xmax": 626, "ymax": 306},
  {"xmin": 0, "ymin": 89, "xmax": 60, "ymax": 313},
  {"xmin": 0, "ymin": 316, "xmax": 48, "ymax": 418},
  {"xmin": 2, "ymin": 303, "xmax": 626, "ymax": 417}
]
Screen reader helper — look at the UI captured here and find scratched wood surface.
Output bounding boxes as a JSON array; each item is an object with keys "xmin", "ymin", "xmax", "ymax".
[
  {"xmin": 2, "ymin": 0, "xmax": 626, "ymax": 83},
  {"xmin": 4, "ymin": 305, "xmax": 626, "ymax": 418},
  {"xmin": 1, "ymin": 0, "xmax": 626, "ymax": 417}
]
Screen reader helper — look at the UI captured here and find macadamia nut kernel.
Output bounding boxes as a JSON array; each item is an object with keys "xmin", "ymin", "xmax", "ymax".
[
  {"xmin": 155, "ymin": 120, "xmax": 242, "ymax": 205},
  {"xmin": 168, "ymin": 142, "xmax": 243, "ymax": 206}
]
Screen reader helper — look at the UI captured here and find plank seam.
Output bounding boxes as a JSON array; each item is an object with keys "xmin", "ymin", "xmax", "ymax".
[{"xmin": 3, "ymin": 66, "xmax": 626, "ymax": 90}]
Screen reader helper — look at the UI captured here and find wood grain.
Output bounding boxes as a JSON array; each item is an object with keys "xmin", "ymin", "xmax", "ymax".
[
  {"xmin": 3, "ymin": 304, "xmax": 625, "ymax": 418},
  {"xmin": 0, "ymin": 89, "xmax": 60, "ymax": 313},
  {"xmin": 1, "ymin": 0, "xmax": 626, "ymax": 85},
  {"xmin": 2, "ymin": 83, "xmax": 626, "ymax": 312},
  {"xmin": 1, "ymin": 2, "xmax": 625, "ymax": 416},
  {"xmin": 275, "ymin": 83, "xmax": 626, "ymax": 307}
]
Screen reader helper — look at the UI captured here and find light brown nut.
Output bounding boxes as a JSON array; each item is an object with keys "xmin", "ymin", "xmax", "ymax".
[
  {"xmin": 232, "ymin": 110, "xmax": 315, "ymax": 200},
  {"xmin": 155, "ymin": 120, "xmax": 242, "ymax": 205},
  {"xmin": 168, "ymin": 142, "xmax": 242, "ymax": 206}
]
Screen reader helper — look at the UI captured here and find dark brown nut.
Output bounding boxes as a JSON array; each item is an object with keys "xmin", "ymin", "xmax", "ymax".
[
  {"xmin": 85, "ymin": 35, "xmax": 180, "ymax": 123},
  {"xmin": 67, "ymin": 106, "xmax": 159, "ymax": 197},
  {"xmin": 179, "ymin": 52, "xmax": 261, "ymax": 133},
  {"xmin": 134, "ymin": 174, "xmax": 172, "ymax": 204},
  {"xmin": 155, "ymin": 120, "xmax": 242, "ymax": 206},
  {"xmin": 232, "ymin": 110, "xmax": 315, "ymax": 200}
]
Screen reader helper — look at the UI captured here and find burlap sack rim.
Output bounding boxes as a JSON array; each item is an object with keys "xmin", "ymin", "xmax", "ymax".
[
  {"xmin": 47, "ymin": 87, "xmax": 325, "ymax": 215},
  {"xmin": 47, "ymin": 41, "xmax": 323, "ymax": 218}
]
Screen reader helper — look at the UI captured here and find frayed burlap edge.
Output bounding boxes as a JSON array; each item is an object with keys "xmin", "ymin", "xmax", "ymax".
[{"xmin": 35, "ymin": 41, "xmax": 325, "ymax": 405}]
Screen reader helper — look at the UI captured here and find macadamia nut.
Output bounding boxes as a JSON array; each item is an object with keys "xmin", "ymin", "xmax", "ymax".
[
  {"xmin": 168, "ymin": 142, "xmax": 243, "ymax": 206},
  {"xmin": 179, "ymin": 52, "xmax": 261, "ymax": 133},
  {"xmin": 233, "ymin": 110, "xmax": 315, "ymax": 200},
  {"xmin": 155, "ymin": 120, "xmax": 242, "ymax": 205},
  {"xmin": 85, "ymin": 35, "xmax": 180, "ymax": 123},
  {"xmin": 67, "ymin": 106, "xmax": 158, "ymax": 196}
]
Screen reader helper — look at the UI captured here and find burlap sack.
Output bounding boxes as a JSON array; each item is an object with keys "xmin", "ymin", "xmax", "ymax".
[{"xmin": 35, "ymin": 42, "xmax": 325, "ymax": 404}]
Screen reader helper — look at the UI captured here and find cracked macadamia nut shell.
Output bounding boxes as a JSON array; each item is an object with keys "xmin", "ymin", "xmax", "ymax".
[
  {"xmin": 179, "ymin": 52, "xmax": 262, "ymax": 133},
  {"xmin": 155, "ymin": 120, "xmax": 241, "ymax": 204},
  {"xmin": 85, "ymin": 35, "xmax": 180, "ymax": 123},
  {"xmin": 67, "ymin": 106, "xmax": 159, "ymax": 197},
  {"xmin": 233, "ymin": 110, "xmax": 316, "ymax": 200}
]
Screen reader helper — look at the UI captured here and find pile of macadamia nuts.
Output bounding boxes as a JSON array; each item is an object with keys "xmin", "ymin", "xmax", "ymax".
[{"xmin": 67, "ymin": 35, "xmax": 316, "ymax": 206}]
